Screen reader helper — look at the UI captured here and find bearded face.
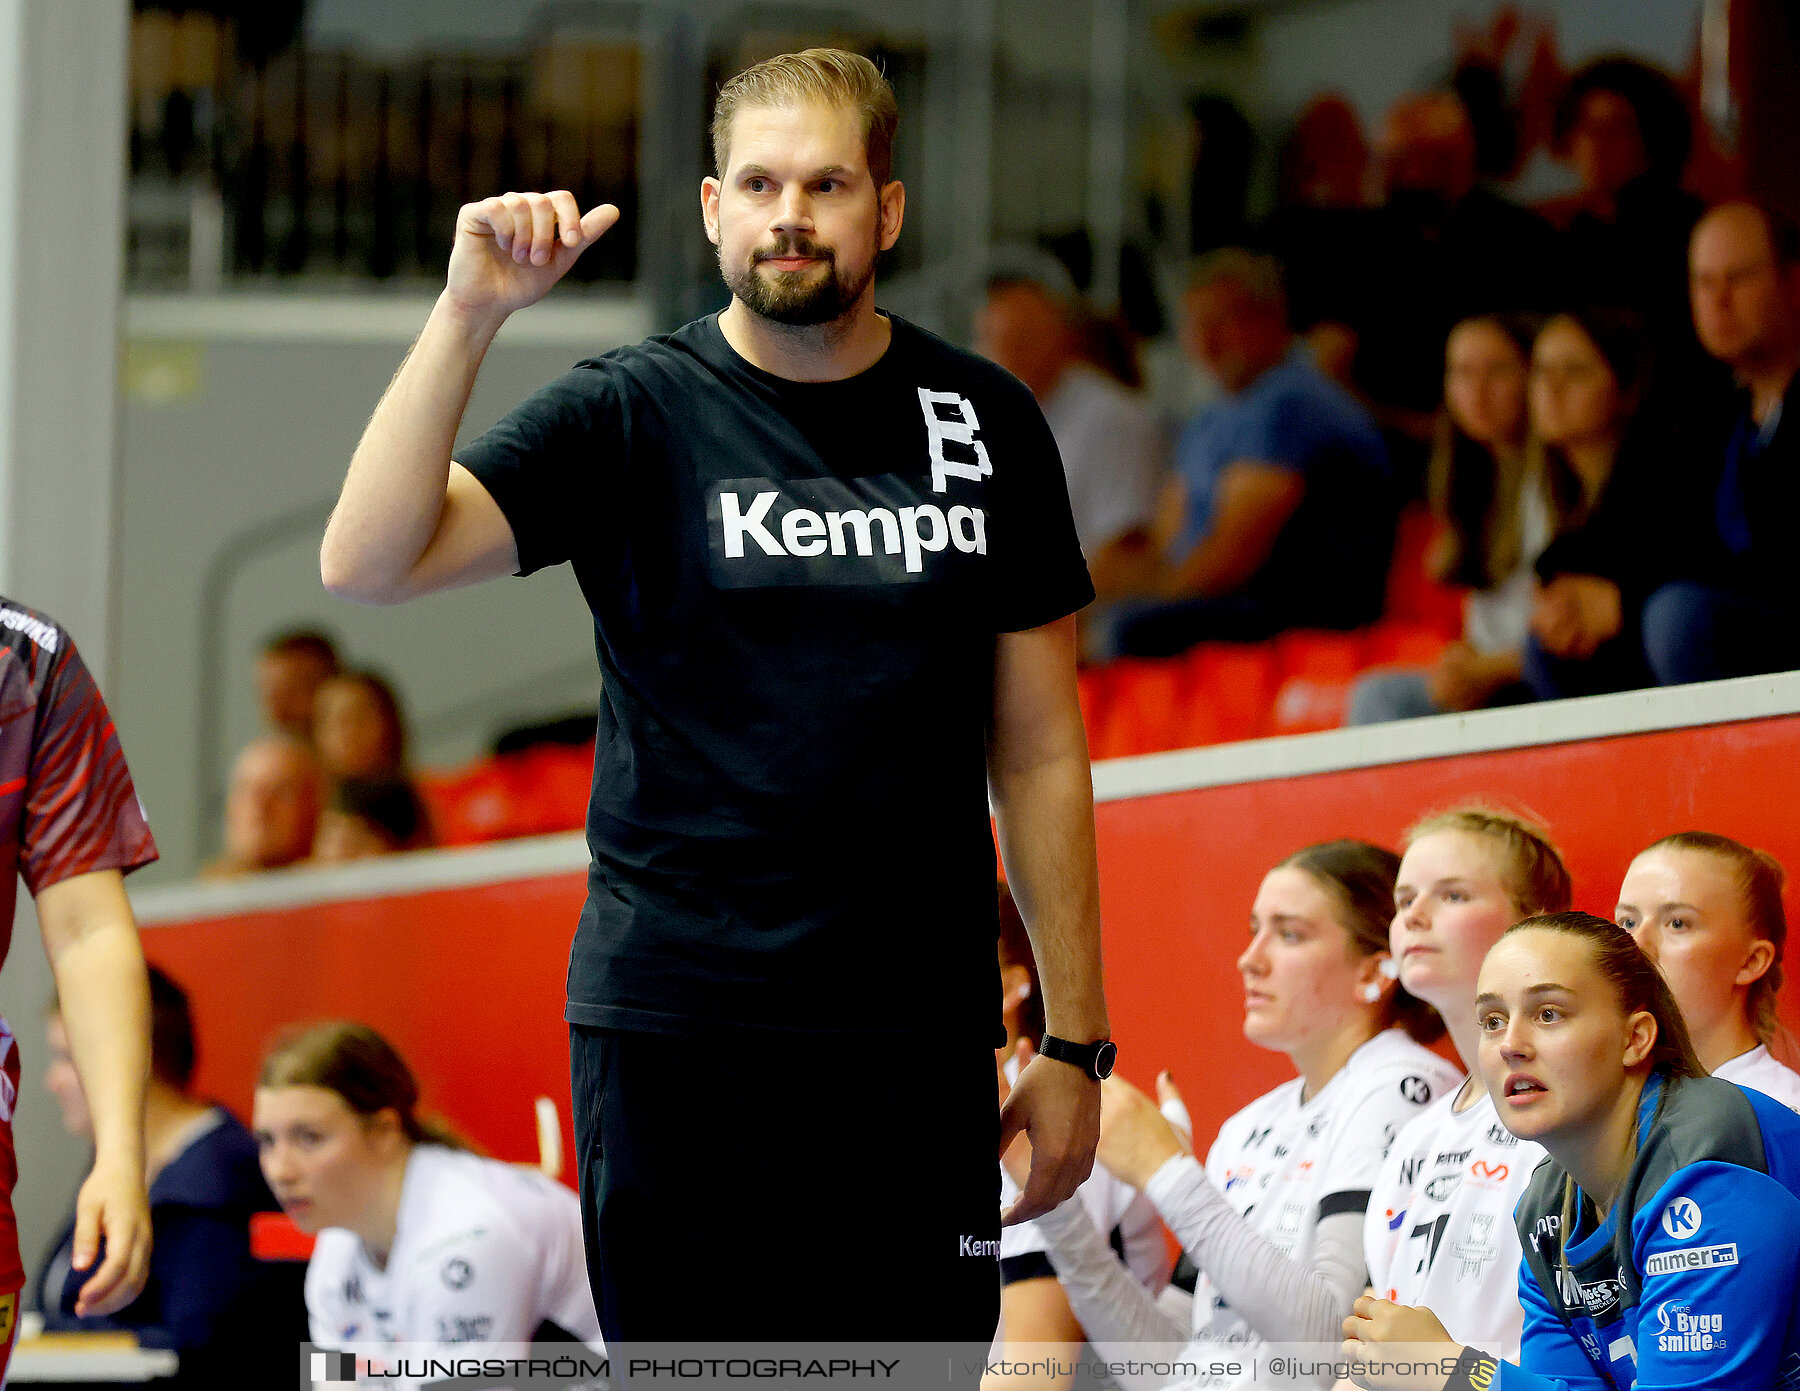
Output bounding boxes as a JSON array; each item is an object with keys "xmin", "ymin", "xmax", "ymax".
[
  {"xmin": 704, "ymin": 100, "xmax": 898, "ymax": 330},
  {"xmin": 720, "ymin": 227, "xmax": 879, "ymax": 327}
]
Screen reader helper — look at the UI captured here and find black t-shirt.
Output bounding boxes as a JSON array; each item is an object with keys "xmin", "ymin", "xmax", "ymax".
[{"xmin": 460, "ymin": 312, "xmax": 1093, "ymax": 1037}]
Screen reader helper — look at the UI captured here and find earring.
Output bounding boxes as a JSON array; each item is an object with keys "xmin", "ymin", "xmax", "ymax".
[
  {"xmin": 1377, "ymin": 956, "xmax": 1401, "ymax": 979},
  {"xmin": 1017, "ymin": 981, "xmax": 1032, "ymax": 1000},
  {"xmin": 1361, "ymin": 981, "xmax": 1383, "ymax": 1002}
]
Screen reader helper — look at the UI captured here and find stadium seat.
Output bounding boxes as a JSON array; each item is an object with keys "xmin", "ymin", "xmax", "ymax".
[
  {"xmin": 1090, "ymin": 659, "xmax": 1187, "ymax": 759},
  {"xmin": 1183, "ymin": 643, "xmax": 1278, "ymax": 745},
  {"xmin": 1268, "ymin": 630, "xmax": 1368, "ymax": 735},
  {"xmin": 1383, "ymin": 503, "xmax": 1466, "ymax": 637}
]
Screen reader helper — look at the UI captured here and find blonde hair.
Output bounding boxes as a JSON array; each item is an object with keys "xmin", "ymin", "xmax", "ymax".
[
  {"xmin": 1644, "ymin": 831, "xmax": 1789, "ymax": 1048},
  {"xmin": 260, "ymin": 1021, "xmax": 472, "ymax": 1152},
  {"xmin": 1404, "ymin": 806, "xmax": 1572, "ymax": 917},
  {"xmin": 711, "ymin": 48, "xmax": 898, "ymax": 188}
]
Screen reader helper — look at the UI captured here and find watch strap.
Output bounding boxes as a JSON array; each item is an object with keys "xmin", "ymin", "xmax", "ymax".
[{"xmin": 1039, "ymin": 1034, "xmax": 1116, "ymax": 1080}]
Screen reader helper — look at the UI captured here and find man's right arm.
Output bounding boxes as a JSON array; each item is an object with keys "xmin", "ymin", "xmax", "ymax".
[{"xmin": 320, "ymin": 192, "xmax": 618, "ymax": 605}]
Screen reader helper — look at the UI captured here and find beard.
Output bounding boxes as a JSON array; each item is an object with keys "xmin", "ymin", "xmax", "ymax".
[{"xmin": 721, "ymin": 232, "xmax": 878, "ymax": 326}]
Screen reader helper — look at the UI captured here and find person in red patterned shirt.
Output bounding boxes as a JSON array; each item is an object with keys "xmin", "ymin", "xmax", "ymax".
[{"xmin": 0, "ymin": 595, "xmax": 158, "ymax": 1375}]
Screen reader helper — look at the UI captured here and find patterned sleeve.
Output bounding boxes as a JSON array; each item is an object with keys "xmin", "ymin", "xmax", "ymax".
[{"xmin": 20, "ymin": 635, "xmax": 156, "ymax": 894}]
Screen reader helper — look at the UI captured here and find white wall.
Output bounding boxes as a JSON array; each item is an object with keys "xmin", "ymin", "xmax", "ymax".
[{"xmin": 114, "ymin": 298, "xmax": 650, "ymax": 884}]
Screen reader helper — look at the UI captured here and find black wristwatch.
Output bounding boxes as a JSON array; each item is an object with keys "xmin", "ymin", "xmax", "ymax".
[{"xmin": 1039, "ymin": 1035, "xmax": 1118, "ymax": 1081}]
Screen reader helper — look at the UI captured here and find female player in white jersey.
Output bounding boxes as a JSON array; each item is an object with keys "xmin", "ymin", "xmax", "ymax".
[
  {"xmin": 1614, "ymin": 831, "xmax": 1800, "ymax": 1111},
  {"xmin": 1007, "ymin": 840, "xmax": 1459, "ymax": 1390},
  {"xmin": 1362, "ymin": 809, "xmax": 1571, "ymax": 1361},
  {"xmin": 252, "ymin": 1023, "xmax": 601, "ymax": 1365}
]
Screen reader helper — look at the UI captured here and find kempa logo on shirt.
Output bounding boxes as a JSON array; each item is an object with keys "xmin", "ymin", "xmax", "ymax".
[
  {"xmin": 959, "ymin": 1234, "xmax": 1000, "ymax": 1257},
  {"xmin": 1661, "ymin": 1197, "xmax": 1703, "ymax": 1239},
  {"xmin": 1645, "ymin": 1242, "xmax": 1739, "ymax": 1276},
  {"xmin": 709, "ymin": 476, "xmax": 988, "ymax": 587}
]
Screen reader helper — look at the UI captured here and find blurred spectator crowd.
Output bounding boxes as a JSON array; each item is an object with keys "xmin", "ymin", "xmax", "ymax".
[
  {"xmin": 212, "ymin": 47, "xmax": 1800, "ymax": 870},
  {"xmin": 981, "ymin": 47, "xmax": 1800, "ymax": 749},
  {"xmin": 210, "ymin": 627, "xmax": 598, "ymax": 874}
]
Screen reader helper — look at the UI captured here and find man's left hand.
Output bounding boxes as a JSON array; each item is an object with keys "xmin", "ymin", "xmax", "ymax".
[
  {"xmin": 998, "ymin": 1047, "xmax": 1099, "ymax": 1224},
  {"xmin": 1340, "ymin": 1294, "xmax": 1460, "ymax": 1391},
  {"xmin": 70, "ymin": 1152, "xmax": 151, "ymax": 1317}
]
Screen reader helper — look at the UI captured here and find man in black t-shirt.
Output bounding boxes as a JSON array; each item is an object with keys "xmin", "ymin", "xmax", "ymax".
[{"xmin": 321, "ymin": 48, "xmax": 1110, "ymax": 1343}]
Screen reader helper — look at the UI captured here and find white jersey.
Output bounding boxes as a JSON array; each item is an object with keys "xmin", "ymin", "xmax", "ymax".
[
  {"xmin": 1186, "ymin": 1030, "xmax": 1459, "ymax": 1385},
  {"xmin": 1715, "ymin": 1043, "xmax": 1800, "ymax": 1112},
  {"xmin": 307, "ymin": 1145, "xmax": 600, "ymax": 1361},
  {"xmin": 1365, "ymin": 1084, "xmax": 1541, "ymax": 1359},
  {"xmin": 999, "ymin": 1053, "xmax": 1170, "ymax": 1296}
]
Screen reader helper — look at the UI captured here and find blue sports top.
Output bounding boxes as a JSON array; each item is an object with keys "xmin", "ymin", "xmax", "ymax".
[{"xmin": 1491, "ymin": 1072, "xmax": 1800, "ymax": 1390}]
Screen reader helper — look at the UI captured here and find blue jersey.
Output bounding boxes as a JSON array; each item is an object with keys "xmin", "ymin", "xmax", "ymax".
[{"xmin": 1495, "ymin": 1073, "xmax": 1800, "ymax": 1390}]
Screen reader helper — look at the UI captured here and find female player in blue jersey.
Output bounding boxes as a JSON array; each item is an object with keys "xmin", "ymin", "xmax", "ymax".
[{"xmin": 1344, "ymin": 910, "xmax": 1800, "ymax": 1390}]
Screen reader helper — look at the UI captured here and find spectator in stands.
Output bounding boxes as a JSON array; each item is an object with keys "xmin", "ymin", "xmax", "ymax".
[
  {"xmin": 1542, "ymin": 57, "xmax": 1706, "ymax": 369},
  {"xmin": 254, "ymin": 1022, "xmax": 600, "ymax": 1350},
  {"xmin": 313, "ymin": 668, "xmax": 408, "ymax": 782},
  {"xmin": 1615, "ymin": 832, "xmax": 1800, "ymax": 1111},
  {"xmin": 204, "ymin": 735, "xmax": 323, "ymax": 877},
  {"xmin": 975, "ymin": 268, "xmax": 1167, "ymax": 597},
  {"xmin": 993, "ymin": 882, "xmax": 1169, "ymax": 1371},
  {"xmin": 1352, "ymin": 90, "xmax": 1557, "ymax": 435},
  {"xmin": 1257, "ymin": 94, "xmax": 1378, "ymax": 389},
  {"xmin": 1522, "ymin": 308, "xmax": 1657, "ymax": 700},
  {"xmin": 1633, "ymin": 201, "xmax": 1800, "ymax": 684},
  {"xmin": 1347, "ymin": 313, "xmax": 1542, "ymax": 723},
  {"xmin": 1093, "ymin": 250, "xmax": 1396, "ymax": 658},
  {"xmin": 38, "ymin": 966, "xmax": 296, "ymax": 1376},
  {"xmin": 312, "ymin": 774, "xmax": 430, "ymax": 862},
  {"xmin": 256, "ymin": 628, "xmax": 338, "ymax": 743}
]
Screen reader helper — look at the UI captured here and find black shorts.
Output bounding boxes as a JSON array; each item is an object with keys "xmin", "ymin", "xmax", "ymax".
[{"xmin": 569, "ymin": 1025, "xmax": 1001, "ymax": 1342}]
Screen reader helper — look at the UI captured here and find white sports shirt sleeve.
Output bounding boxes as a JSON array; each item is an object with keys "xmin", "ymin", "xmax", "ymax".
[{"xmin": 1029, "ymin": 1030, "xmax": 1459, "ymax": 1390}]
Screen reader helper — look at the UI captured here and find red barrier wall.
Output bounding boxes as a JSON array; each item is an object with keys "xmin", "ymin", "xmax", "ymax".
[
  {"xmin": 144, "ymin": 875, "xmax": 588, "ymax": 1171},
  {"xmin": 140, "ymin": 713, "xmax": 1800, "ymax": 1172}
]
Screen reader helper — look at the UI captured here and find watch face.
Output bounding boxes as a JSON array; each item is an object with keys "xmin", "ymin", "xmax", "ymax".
[{"xmin": 1093, "ymin": 1041, "xmax": 1118, "ymax": 1079}]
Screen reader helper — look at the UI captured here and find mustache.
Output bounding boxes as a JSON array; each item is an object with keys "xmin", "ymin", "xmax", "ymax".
[{"xmin": 752, "ymin": 236, "xmax": 834, "ymax": 265}]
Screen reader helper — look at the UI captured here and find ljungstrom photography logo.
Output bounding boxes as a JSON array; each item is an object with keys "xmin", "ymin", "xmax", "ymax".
[{"xmin": 309, "ymin": 1349, "xmax": 356, "ymax": 1383}]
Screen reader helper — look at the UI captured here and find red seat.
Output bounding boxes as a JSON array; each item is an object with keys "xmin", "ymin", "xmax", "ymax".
[
  {"xmin": 418, "ymin": 759, "xmax": 521, "ymax": 846},
  {"xmin": 509, "ymin": 743, "xmax": 595, "ymax": 837},
  {"xmin": 1183, "ymin": 643, "xmax": 1278, "ymax": 744},
  {"xmin": 1384, "ymin": 504, "xmax": 1466, "ymax": 637},
  {"xmin": 419, "ymin": 743, "xmax": 596, "ymax": 845},
  {"xmin": 1268, "ymin": 630, "xmax": 1368, "ymax": 735},
  {"xmin": 249, "ymin": 1210, "xmax": 316, "ymax": 1261},
  {"xmin": 1090, "ymin": 659, "xmax": 1186, "ymax": 760},
  {"xmin": 1365, "ymin": 619, "xmax": 1455, "ymax": 668}
]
